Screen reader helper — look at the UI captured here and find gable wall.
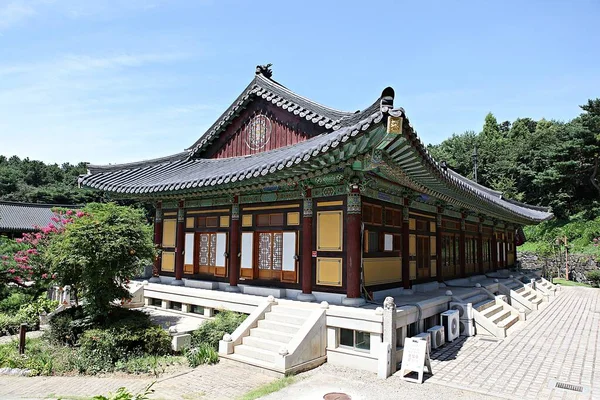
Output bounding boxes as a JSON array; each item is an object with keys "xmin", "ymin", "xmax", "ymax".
[{"xmin": 203, "ymin": 98, "xmax": 328, "ymax": 159}]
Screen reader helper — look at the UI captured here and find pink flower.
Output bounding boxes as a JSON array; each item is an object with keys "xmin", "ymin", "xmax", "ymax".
[
  {"xmin": 51, "ymin": 273, "xmax": 57, "ymax": 279},
  {"xmin": 15, "ymin": 238, "xmax": 23, "ymax": 243},
  {"xmin": 8, "ymin": 269, "xmax": 15, "ymax": 274},
  {"xmin": 42, "ymin": 273, "xmax": 48, "ymax": 279},
  {"xmin": 76, "ymin": 211, "xmax": 84, "ymax": 218},
  {"xmin": 66, "ymin": 210, "xmax": 73, "ymax": 216}
]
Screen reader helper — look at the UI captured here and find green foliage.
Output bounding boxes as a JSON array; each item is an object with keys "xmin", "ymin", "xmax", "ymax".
[
  {"xmin": 586, "ymin": 270, "xmax": 600, "ymax": 288},
  {"xmin": 0, "ymin": 338, "xmax": 76, "ymax": 376},
  {"xmin": 0, "ymin": 291, "xmax": 33, "ymax": 313},
  {"xmin": 47, "ymin": 306, "xmax": 91, "ymax": 345},
  {"xmin": 185, "ymin": 343, "xmax": 219, "ymax": 367},
  {"xmin": 0, "ymin": 297, "xmax": 58, "ymax": 335},
  {"xmin": 191, "ymin": 310, "xmax": 247, "ymax": 350},
  {"xmin": 44, "ymin": 203, "xmax": 155, "ymax": 321},
  {"xmin": 238, "ymin": 376, "xmax": 296, "ymax": 400},
  {"xmin": 0, "ymin": 156, "xmax": 102, "ymax": 204},
  {"xmin": 428, "ymin": 100, "xmax": 600, "ymax": 219},
  {"xmin": 523, "ymin": 213, "xmax": 600, "ymax": 256},
  {"xmin": 92, "ymin": 383, "xmax": 156, "ymax": 400}
]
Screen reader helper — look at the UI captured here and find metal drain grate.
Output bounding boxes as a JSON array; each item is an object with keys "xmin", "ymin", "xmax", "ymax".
[{"xmin": 555, "ymin": 382, "xmax": 584, "ymax": 392}]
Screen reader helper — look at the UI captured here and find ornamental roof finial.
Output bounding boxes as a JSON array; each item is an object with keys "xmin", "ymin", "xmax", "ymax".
[{"xmin": 256, "ymin": 63, "xmax": 273, "ymax": 79}]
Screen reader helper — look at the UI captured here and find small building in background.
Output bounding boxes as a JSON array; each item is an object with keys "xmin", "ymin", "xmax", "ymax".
[{"xmin": 0, "ymin": 201, "xmax": 78, "ymax": 238}]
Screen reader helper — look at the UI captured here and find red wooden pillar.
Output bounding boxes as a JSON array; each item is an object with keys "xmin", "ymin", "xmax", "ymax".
[
  {"xmin": 491, "ymin": 226, "xmax": 498, "ymax": 271},
  {"xmin": 298, "ymin": 191, "xmax": 316, "ymax": 302},
  {"xmin": 343, "ymin": 187, "xmax": 365, "ymax": 306},
  {"xmin": 436, "ymin": 210, "xmax": 443, "ymax": 283},
  {"xmin": 172, "ymin": 200, "xmax": 185, "ymax": 286},
  {"xmin": 402, "ymin": 200, "xmax": 410, "ymax": 289},
  {"xmin": 513, "ymin": 227, "xmax": 518, "ymax": 266},
  {"xmin": 477, "ymin": 218, "xmax": 484, "ymax": 274},
  {"xmin": 226, "ymin": 197, "xmax": 241, "ymax": 292},
  {"xmin": 459, "ymin": 214, "xmax": 466, "ymax": 277},
  {"xmin": 150, "ymin": 201, "xmax": 162, "ymax": 283}
]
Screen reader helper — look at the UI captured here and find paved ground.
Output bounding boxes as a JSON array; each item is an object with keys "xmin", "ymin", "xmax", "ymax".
[
  {"xmin": 1, "ymin": 287, "xmax": 597, "ymax": 400},
  {"xmin": 264, "ymin": 286, "xmax": 599, "ymax": 400},
  {"xmin": 0, "ymin": 330, "xmax": 44, "ymax": 345},
  {"xmin": 0, "ymin": 358, "xmax": 274, "ymax": 400},
  {"xmin": 426, "ymin": 287, "xmax": 599, "ymax": 400}
]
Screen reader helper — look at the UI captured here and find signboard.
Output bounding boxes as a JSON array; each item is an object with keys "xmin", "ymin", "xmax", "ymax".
[{"xmin": 399, "ymin": 337, "xmax": 432, "ymax": 384}]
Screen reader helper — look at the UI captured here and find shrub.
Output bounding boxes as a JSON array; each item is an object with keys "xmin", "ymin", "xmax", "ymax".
[
  {"xmin": 0, "ymin": 338, "xmax": 76, "ymax": 376},
  {"xmin": 191, "ymin": 310, "xmax": 246, "ymax": 349},
  {"xmin": 185, "ymin": 343, "xmax": 219, "ymax": 367},
  {"xmin": 586, "ymin": 270, "xmax": 600, "ymax": 287},
  {"xmin": 0, "ymin": 292, "xmax": 33, "ymax": 313},
  {"xmin": 47, "ymin": 306, "xmax": 91, "ymax": 345}
]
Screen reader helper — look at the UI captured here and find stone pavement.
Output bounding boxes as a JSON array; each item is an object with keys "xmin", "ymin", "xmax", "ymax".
[
  {"xmin": 0, "ymin": 330, "xmax": 43, "ymax": 345},
  {"xmin": 425, "ymin": 287, "xmax": 599, "ymax": 399},
  {"xmin": 0, "ymin": 359, "xmax": 274, "ymax": 400}
]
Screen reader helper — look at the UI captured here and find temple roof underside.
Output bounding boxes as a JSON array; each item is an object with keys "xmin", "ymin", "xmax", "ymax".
[{"xmin": 79, "ymin": 69, "xmax": 553, "ymax": 226}]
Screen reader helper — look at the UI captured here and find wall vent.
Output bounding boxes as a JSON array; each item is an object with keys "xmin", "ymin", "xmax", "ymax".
[{"xmin": 555, "ymin": 382, "xmax": 584, "ymax": 392}]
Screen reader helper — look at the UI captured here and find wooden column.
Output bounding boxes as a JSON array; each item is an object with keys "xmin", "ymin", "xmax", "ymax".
[
  {"xmin": 150, "ymin": 202, "xmax": 163, "ymax": 283},
  {"xmin": 226, "ymin": 197, "xmax": 241, "ymax": 292},
  {"xmin": 436, "ymin": 210, "xmax": 443, "ymax": 283},
  {"xmin": 491, "ymin": 225, "xmax": 498, "ymax": 271},
  {"xmin": 172, "ymin": 200, "xmax": 185, "ymax": 286},
  {"xmin": 343, "ymin": 187, "xmax": 364, "ymax": 306},
  {"xmin": 298, "ymin": 191, "xmax": 316, "ymax": 301},
  {"xmin": 459, "ymin": 214, "xmax": 466, "ymax": 277},
  {"xmin": 513, "ymin": 227, "xmax": 518, "ymax": 266},
  {"xmin": 401, "ymin": 200, "xmax": 410, "ymax": 289},
  {"xmin": 477, "ymin": 218, "xmax": 484, "ymax": 274}
]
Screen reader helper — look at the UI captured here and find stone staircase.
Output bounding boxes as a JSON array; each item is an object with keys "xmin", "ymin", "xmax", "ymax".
[
  {"xmin": 459, "ymin": 292, "xmax": 521, "ymax": 338},
  {"xmin": 502, "ymin": 279, "xmax": 544, "ymax": 312},
  {"xmin": 220, "ymin": 300, "xmax": 327, "ymax": 374}
]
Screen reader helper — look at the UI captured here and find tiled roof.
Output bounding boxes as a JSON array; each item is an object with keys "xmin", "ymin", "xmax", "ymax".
[
  {"xmin": 186, "ymin": 73, "xmax": 364, "ymax": 158},
  {"xmin": 81, "ymin": 104, "xmax": 384, "ymax": 194},
  {"xmin": 79, "ymin": 69, "xmax": 553, "ymax": 224},
  {"xmin": 0, "ymin": 202, "xmax": 78, "ymax": 232}
]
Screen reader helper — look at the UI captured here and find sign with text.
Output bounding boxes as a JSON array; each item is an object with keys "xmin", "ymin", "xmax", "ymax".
[{"xmin": 399, "ymin": 337, "xmax": 433, "ymax": 384}]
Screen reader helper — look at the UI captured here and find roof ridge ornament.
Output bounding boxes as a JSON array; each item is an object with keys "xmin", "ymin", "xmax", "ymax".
[{"xmin": 256, "ymin": 63, "xmax": 273, "ymax": 79}]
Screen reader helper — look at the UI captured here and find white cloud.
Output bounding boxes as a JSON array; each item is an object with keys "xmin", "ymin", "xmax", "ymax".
[{"xmin": 0, "ymin": 1, "xmax": 35, "ymax": 29}]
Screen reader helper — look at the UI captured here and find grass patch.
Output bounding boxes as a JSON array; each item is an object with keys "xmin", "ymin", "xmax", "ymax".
[
  {"xmin": 552, "ymin": 278, "xmax": 592, "ymax": 287},
  {"xmin": 237, "ymin": 376, "xmax": 296, "ymax": 400}
]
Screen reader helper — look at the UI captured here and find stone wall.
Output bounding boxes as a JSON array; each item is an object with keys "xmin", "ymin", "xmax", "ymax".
[{"xmin": 518, "ymin": 251, "xmax": 599, "ymax": 284}]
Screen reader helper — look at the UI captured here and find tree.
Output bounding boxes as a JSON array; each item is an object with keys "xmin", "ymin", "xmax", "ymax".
[{"xmin": 44, "ymin": 203, "xmax": 154, "ymax": 321}]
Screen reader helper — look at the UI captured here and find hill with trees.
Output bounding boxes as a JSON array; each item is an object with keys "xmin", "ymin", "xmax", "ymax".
[{"xmin": 427, "ymin": 98, "xmax": 600, "ymax": 255}]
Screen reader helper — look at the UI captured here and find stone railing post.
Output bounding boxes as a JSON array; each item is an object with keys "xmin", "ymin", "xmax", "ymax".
[{"xmin": 381, "ymin": 296, "xmax": 397, "ymax": 377}]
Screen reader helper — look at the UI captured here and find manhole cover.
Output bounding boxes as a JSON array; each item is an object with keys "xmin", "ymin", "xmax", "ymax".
[{"xmin": 323, "ymin": 393, "xmax": 351, "ymax": 400}]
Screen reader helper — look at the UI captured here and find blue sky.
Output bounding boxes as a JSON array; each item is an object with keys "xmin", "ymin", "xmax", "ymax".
[{"xmin": 0, "ymin": 0, "xmax": 598, "ymax": 165}]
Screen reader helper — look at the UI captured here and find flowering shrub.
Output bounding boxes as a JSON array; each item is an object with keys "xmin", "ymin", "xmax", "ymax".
[{"xmin": 0, "ymin": 209, "xmax": 85, "ymax": 295}]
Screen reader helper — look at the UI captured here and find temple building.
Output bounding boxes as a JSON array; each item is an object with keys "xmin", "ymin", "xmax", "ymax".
[{"xmin": 79, "ymin": 65, "xmax": 553, "ymax": 307}]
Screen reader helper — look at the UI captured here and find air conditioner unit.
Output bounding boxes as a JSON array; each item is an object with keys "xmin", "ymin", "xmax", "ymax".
[
  {"xmin": 441, "ymin": 310, "xmax": 460, "ymax": 342},
  {"xmin": 427, "ymin": 325, "xmax": 445, "ymax": 349},
  {"xmin": 449, "ymin": 301, "xmax": 474, "ymax": 320},
  {"xmin": 412, "ymin": 332, "xmax": 431, "ymax": 354},
  {"xmin": 459, "ymin": 319, "xmax": 475, "ymax": 337}
]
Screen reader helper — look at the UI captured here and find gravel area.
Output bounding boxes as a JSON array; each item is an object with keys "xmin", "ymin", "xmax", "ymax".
[{"xmin": 260, "ymin": 363, "xmax": 504, "ymax": 400}]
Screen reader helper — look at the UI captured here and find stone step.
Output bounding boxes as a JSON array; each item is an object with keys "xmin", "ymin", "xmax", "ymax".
[
  {"xmin": 264, "ymin": 311, "xmax": 307, "ymax": 326},
  {"xmin": 462, "ymin": 294, "xmax": 490, "ymax": 305},
  {"xmin": 483, "ymin": 304, "xmax": 503, "ymax": 318},
  {"xmin": 243, "ymin": 335, "xmax": 284, "ymax": 352},
  {"xmin": 521, "ymin": 290, "xmax": 532, "ymax": 298},
  {"xmin": 269, "ymin": 305, "xmax": 313, "ymax": 318},
  {"xmin": 474, "ymin": 299, "xmax": 496, "ymax": 312},
  {"xmin": 258, "ymin": 319, "xmax": 301, "ymax": 334},
  {"xmin": 250, "ymin": 328, "xmax": 294, "ymax": 343},
  {"xmin": 234, "ymin": 344, "xmax": 278, "ymax": 364},
  {"xmin": 515, "ymin": 286, "xmax": 526, "ymax": 293},
  {"xmin": 499, "ymin": 313, "xmax": 519, "ymax": 330},
  {"xmin": 492, "ymin": 309, "xmax": 511, "ymax": 325}
]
